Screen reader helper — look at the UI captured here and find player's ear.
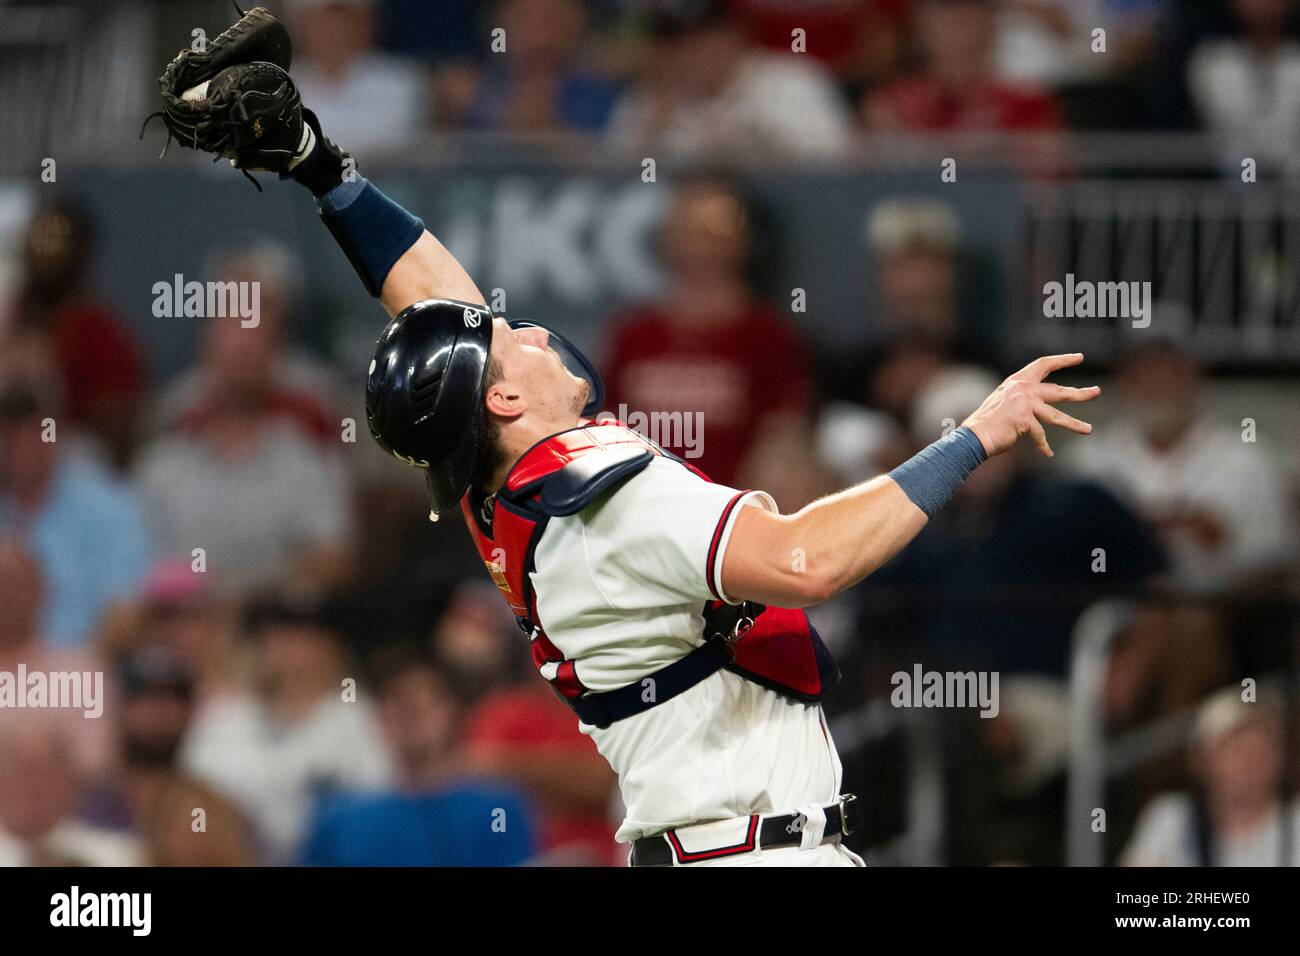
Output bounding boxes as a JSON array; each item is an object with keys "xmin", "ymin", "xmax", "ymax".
[{"xmin": 484, "ymin": 380, "xmax": 526, "ymax": 420}]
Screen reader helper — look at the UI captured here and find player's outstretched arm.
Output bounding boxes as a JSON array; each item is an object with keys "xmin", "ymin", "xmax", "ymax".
[
  {"xmin": 722, "ymin": 354, "xmax": 1100, "ymax": 608},
  {"xmin": 379, "ymin": 232, "xmax": 487, "ymax": 317},
  {"xmin": 285, "ymin": 115, "xmax": 488, "ymax": 316}
]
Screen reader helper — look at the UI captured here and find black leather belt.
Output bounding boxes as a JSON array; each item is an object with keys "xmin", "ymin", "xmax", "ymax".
[{"xmin": 630, "ymin": 794, "xmax": 861, "ymax": 867}]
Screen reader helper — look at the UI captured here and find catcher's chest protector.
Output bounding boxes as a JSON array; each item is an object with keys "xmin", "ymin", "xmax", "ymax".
[{"xmin": 460, "ymin": 422, "xmax": 839, "ymax": 722}]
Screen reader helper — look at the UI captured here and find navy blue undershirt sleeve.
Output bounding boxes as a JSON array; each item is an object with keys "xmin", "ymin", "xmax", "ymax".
[{"xmin": 315, "ymin": 177, "xmax": 425, "ymax": 297}]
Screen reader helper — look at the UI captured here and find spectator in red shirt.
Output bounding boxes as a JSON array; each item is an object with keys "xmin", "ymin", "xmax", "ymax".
[
  {"xmin": 863, "ymin": 0, "xmax": 1069, "ymax": 172},
  {"xmin": 464, "ymin": 678, "xmax": 620, "ymax": 865},
  {"xmin": 600, "ymin": 173, "xmax": 817, "ymax": 499},
  {"xmin": 4, "ymin": 201, "xmax": 145, "ymax": 472},
  {"xmin": 728, "ymin": 0, "xmax": 914, "ymax": 89}
]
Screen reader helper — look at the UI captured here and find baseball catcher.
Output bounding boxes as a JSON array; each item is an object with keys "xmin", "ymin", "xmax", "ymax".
[{"xmin": 149, "ymin": 7, "xmax": 1099, "ymax": 866}]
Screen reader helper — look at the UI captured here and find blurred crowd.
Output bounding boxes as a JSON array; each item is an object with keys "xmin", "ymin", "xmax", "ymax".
[
  {"xmin": 10, "ymin": 0, "xmax": 1300, "ymax": 171},
  {"xmin": 1, "ymin": 0, "xmax": 1299, "ymax": 868},
  {"xmin": 226, "ymin": 0, "xmax": 1300, "ymax": 169},
  {"xmin": 3, "ymin": 169, "xmax": 1298, "ymax": 867}
]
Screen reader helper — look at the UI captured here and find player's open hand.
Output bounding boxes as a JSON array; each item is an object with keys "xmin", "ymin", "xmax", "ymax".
[{"xmin": 961, "ymin": 353, "xmax": 1100, "ymax": 459}]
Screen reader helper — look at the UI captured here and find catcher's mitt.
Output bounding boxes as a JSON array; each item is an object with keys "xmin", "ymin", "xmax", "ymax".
[{"xmin": 143, "ymin": 3, "xmax": 302, "ymax": 187}]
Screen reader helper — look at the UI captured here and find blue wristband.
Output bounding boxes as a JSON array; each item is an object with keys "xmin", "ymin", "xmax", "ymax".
[
  {"xmin": 316, "ymin": 177, "xmax": 424, "ymax": 297},
  {"xmin": 888, "ymin": 426, "xmax": 987, "ymax": 518}
]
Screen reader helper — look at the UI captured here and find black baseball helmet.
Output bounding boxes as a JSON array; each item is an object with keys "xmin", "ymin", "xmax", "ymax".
[{"xmin": 364, "ymin": 298, "xmax": 605, "ymax": 519}]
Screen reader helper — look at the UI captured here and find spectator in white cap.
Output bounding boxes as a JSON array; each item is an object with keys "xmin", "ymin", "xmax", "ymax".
[
  {"xmin": 867, "ymin": 197, "xmax": 966, "ymax": 348},
  {"xmin": 817, "ymin": 200, "xmax": 982, "ymax": 482},
  {"xmin": 851, "ymin": 197, "xmax": 997, "ymax": 429},
  {"xmin": 1123, "ymin": 685, "xmax": 1300, "ymax": 866}
]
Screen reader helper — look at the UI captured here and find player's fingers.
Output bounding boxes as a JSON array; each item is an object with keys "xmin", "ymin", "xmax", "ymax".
[
  {"xmin": 1035, "ymin": 382, "xmax": 1101, "ymax": 404},
  {"xmin": 1019, "ymin": 352, "xmax": 1085, "ymax": 382},
  {"xmin": 1034, "ymin": 399, "xmax": 1093, "ymax": 435},
  {"xmin": 1026, "ymin": 416, "xmax": 1054, "ymax": 457}
]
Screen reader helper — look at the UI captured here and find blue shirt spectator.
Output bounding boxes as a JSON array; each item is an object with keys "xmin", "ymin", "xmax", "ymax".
[
  {"xmin": 302, "ymin": 781, "xmax": 537, "ymax": 866},
  {"xmin": 466, "ymin": 69, "xmax": 620, "ymax": 131},
  {"xmin": 448, "ymin": 0, "xmax": 621, "ymax": 133},
  {"xmin": 0, "ymin": 417, "xmax": 151, "ymax": 649}
]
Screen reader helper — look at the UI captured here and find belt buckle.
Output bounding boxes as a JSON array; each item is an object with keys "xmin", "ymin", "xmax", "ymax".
[{"xmin": 837, "ymin": 793, "xmax": 859, "ymax": 838}]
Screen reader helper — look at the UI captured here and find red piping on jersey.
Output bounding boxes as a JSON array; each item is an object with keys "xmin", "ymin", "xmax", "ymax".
[{"xmin": 705, "ymin": 490, "xmax": 751, "ymax": 602}]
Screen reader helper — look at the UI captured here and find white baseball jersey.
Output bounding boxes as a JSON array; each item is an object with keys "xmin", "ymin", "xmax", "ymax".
[{"xmin": 527, "ymin": 455, "xmax": 847, "ymax": 845}]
